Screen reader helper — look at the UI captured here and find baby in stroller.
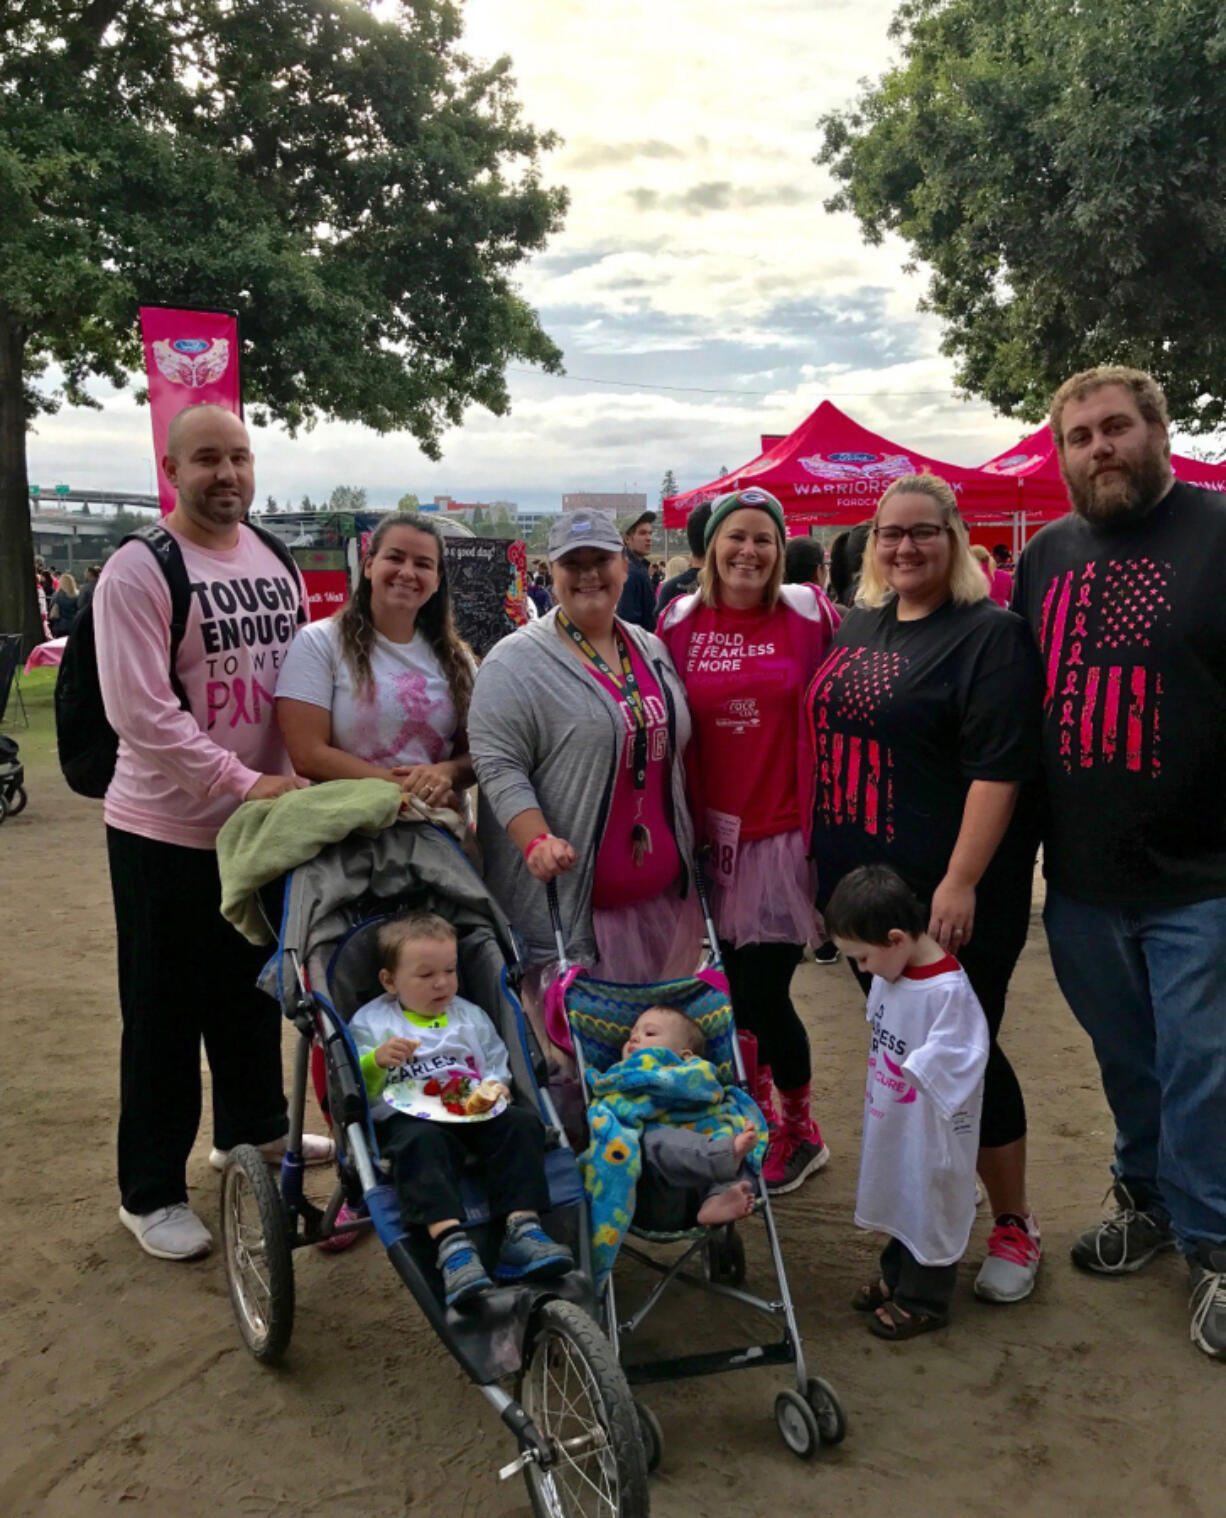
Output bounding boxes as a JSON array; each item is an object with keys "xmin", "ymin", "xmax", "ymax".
[
  {"xmin": 583, "ymin": 1002, "xmax": 768, "ymax": 1284},
  {"xmin": 619, "ymin": 1005, "xmax": 761, "ymax": 1226},
  {"xmin": 351, "ymin": 911, "xmax": 574, "ymax": 1307}
]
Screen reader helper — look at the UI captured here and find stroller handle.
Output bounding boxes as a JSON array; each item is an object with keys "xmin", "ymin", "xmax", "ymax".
[
  {"xmin": 546, "ymin": 854, "xmax": 720, "ymax": 975},
  {"xmin": 545, "ymin": 878, "xmax": 570, "ymax": 973},
  {"xmin": 691, "ymin": 847, "xmax": 720, "ymax": 952}
]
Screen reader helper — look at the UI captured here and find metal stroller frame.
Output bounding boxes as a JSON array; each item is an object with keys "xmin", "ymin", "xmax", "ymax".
[
  {"xmin": 547, "ymin": 869, "xmax": 847, "ymax": 1466},
  {"xmin": 217, "ymin": 822, "xmax": 650, "ymax": 1518}
]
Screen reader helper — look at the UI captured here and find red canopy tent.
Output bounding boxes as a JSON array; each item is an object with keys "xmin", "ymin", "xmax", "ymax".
[
  {"xmin": 982, "ymin": 425, "xmax": 1226, "ymax": 507},
  {"xmin": 663, "ymin": 400, "xmax": 1027, "ymax": 531}
]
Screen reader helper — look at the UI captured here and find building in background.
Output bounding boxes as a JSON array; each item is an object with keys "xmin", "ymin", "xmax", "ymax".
[
  {"xmin": 516, "ymin": 507, "xmax": 560, "ymax": 538},
  {"xmin": 432, "ymin": 495, "xmax": 517, "ymax": 530}
]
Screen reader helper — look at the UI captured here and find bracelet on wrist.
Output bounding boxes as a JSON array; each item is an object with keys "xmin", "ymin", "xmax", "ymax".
[{"xmin": 524, "ymin": 831, "xmax": 553, "ymax": 861}]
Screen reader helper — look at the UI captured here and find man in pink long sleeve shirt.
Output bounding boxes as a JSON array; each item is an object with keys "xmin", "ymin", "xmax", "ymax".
[{"xmin": 97, "ymin": 404, "xmax": 329, "ymax": 1262}]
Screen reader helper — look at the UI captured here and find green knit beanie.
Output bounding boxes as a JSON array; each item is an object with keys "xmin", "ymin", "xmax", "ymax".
[{"xmin": 703, "ymin": 487, "xmax": 787, "ymax": 547}]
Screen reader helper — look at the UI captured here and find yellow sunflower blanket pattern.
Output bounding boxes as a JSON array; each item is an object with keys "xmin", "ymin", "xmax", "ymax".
[{"xmin": 581, "ymin": 1048, "xmax": 766, "ymax": 1286}]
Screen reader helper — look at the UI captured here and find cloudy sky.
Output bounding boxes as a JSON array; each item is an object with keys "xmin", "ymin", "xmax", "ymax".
[{"xmin": 29, "ymin": 0, "xmax": 1043, "ymax": 513}]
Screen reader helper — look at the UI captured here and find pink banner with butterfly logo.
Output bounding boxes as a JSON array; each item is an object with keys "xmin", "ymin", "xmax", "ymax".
[{"xmin": 139, "ymin": 306, "xmax": 241, "ymax": 516}]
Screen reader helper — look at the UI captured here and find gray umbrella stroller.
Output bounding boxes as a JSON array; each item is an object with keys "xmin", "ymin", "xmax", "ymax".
[
  {"xmin": 544, "ymin": 875, "xmax": 847, "ymax": 1468},
  {"xmin": 219, "ymin": 821, "xmax": 650, "ymax": 1518}
]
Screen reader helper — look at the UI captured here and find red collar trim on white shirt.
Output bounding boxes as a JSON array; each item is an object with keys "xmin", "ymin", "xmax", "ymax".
[{"xmin": 902, "ymin": 954, "xmax": 960, "ymax": 981}]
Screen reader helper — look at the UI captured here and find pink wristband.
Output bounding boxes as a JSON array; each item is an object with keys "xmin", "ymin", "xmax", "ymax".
[{"xmin": 524, "ymin": 832, "xmax": 553, "ymax": 861}]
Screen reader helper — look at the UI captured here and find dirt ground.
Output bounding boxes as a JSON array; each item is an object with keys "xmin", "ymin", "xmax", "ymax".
[{"xmin": 2, "ymin": 676, "xmax": 1222, "ymax": 1517}]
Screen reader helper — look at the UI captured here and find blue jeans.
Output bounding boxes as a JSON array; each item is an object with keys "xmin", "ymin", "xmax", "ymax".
[{"xmin": 1044, "ymin": 888, "xmax": 1226, "ymax": 1255}]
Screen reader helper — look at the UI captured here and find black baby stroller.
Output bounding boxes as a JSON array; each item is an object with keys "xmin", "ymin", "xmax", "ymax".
[
  {"xmin": 0, "ymin": 735, "xmax": 27, "ymax": 823},
  {"xmin": 218, "ymin": 821, "xmax": 650, "ymax": 1518},
  {"xmin": 544, "ymin": 874, "xmax": 846, "ymax": 1468}
]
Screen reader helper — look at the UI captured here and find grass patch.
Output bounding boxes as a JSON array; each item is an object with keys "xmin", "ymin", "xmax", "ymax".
[{"xmin": 3, "ymin": 667, "xmax": 60, "ymax": 773}]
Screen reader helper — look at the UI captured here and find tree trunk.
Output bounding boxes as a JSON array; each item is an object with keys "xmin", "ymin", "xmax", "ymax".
[{"xmin": 0, "ymin": 322, "xmax": 42, "ymax": 655}]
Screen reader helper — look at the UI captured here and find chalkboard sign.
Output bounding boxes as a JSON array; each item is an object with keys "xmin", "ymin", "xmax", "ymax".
[{"xmin": 444, "ymin": 538, "xmax": 529, "ymax": 658}]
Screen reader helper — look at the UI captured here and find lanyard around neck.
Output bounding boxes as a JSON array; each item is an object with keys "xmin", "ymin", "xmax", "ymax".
[{"xmin": 558, "ymin": 611, "xmax": 648, "ymax": 789}]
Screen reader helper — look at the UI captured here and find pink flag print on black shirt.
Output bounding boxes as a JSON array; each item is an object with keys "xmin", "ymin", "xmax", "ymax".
[
  {"xmin": 811, "ymin": 646, "xmax": 905, "ymax": 841},
  {"xmin": 1038, "ymin": 556, "xmax": 1173, "ymax": 777}
]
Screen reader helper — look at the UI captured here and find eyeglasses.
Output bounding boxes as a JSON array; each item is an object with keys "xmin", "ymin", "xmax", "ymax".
[{"xmin": 873, "ymin": 523, "xmax": 949, "ymax": 545}]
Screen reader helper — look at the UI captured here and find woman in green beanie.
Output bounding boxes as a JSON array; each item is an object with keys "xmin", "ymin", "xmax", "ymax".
[{"xmin": 659, "ymin": 487, "xmax": 841, "ymax": 1196}]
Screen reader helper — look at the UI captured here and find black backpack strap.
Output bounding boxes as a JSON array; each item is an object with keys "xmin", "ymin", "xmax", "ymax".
[
  {"xmin": 243, "ymin": 519, "xmax": 308, "ymax": 626},
  {"xmin": 123, "ymin": 524, "xmax": 192, "ymax": 710}
]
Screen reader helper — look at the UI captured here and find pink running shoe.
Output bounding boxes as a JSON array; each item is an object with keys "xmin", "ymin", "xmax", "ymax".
[
  {"xmin": 316, "ymin": 1201, "xmax": 365, "ymax": 1254},
  {"xmin": 763, "ymin": 1129, "xmax": 830, "ymax": 1195},
  {"xmin": 974, "ymin": 1215, "xmax": 1041, "ymax": 1302}
]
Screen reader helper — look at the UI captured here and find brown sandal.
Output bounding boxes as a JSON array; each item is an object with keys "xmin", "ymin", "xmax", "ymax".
[
  {"xmin": 851, "ymin": 1279, "xmax": 891, "ymax": 1312},
  {"xmin": 866, "ymin": 1300, "xmax": 948, "ymax": 1340}
]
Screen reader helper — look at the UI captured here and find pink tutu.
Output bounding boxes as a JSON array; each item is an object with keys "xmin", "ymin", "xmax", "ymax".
[
  {"xmin": 710, "ymin": 828, "xmax": 820, "ymax": 948},
  {"xmin": 592, "ymin": 884, "xmax": 705, "ymax": 984}
]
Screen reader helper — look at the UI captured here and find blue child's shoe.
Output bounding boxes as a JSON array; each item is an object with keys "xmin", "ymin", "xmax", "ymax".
[
  {"xmin": 496, "ymin": 1213, "xmax": 574, "ymax": 1282},
  {"xmin": 437, "ymin": 1230, "xmax": 492, "ymax": 1308}
]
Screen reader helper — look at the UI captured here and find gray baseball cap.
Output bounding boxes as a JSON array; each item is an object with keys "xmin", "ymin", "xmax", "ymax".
[{"xmin": 547, "ymin": 508, "xmax": 626, "ymax": 562}]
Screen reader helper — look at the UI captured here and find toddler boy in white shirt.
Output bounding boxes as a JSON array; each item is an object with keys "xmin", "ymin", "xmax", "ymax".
[
  {"xmin": 826, "ymin": 865, "xmax": 989, "ymax": 1340},
  {"xmin": 350, "ymin": 912, "xmax": 572, "ymax": 1307}
]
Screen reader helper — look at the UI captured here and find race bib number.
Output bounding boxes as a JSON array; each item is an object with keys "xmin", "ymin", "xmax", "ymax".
[{"xmin": 705, "ymin": 808, "xmax": 741, "ymax": 885}]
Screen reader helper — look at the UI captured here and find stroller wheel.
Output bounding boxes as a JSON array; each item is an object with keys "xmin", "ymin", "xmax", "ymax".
[
  {"xmin": 220, "ymin": 1144, "xmax": 295, "ymax": 1364},
  {"xmin": 633, "ymin": 1400, "xmax": 663, "ymax": 1474},
  {"xmin": 519, "ymin": 1299, "xmax": 649, "ymax": 1518},
  {"xmin": 0, "ymin": 793, "xmax": 8, "ymax": 825},
  {"xmin": 7, "ymin": 786, "xmax": 26, "ymax": 817},
  {"xmin": 703, "ymin": 1225, "xmax": 746, "ymax": 1287},
  {"xmin": 806, "ymin": 1376, "xmax": 847, "ymax": 1446},
  {"xmin": 775, "ymin": 1389, "xmax": 820, "ymax": 1459}
]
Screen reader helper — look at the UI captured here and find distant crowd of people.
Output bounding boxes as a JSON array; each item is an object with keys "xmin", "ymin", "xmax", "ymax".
[{"xmin": 32, "ymin": 556, "xmax": 101, "ymax": 641}]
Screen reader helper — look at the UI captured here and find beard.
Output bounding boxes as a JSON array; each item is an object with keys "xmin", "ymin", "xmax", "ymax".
[
  {"xmin": 1064, "ymin": 444, "xmax": 1172, "ymax": 525},
  {"xmin": 180, "ymin": 481, "xmax": 252, "ymax": 526}
]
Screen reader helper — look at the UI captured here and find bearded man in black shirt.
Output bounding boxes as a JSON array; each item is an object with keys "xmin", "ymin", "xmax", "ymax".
[{"xmin": 1012, "ymin": 366, "xmax": 1226, "ymax": 1360}]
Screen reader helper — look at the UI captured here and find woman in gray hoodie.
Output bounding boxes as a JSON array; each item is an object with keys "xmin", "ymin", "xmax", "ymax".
[{"xmin": 469, "ymin": 509, "xmax": 698, "ymax": 990}]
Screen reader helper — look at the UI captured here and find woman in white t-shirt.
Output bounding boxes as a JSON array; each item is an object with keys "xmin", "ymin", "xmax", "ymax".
[{"xmin": 276, "ymin": 514, "xmax": 475, "ymax": 807}]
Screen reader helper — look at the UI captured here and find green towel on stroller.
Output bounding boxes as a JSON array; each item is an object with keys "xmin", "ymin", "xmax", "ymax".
[{"xmin": 581, "ymin": 1048, "xmax": 767, "ymax": 1287}]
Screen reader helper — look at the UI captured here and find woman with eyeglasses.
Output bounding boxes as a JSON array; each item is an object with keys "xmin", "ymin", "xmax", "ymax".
[
  {"xmin": 806, "ymin": 473, "xmax": 1046, "ymax": 1317},
  {"xmin": 659, "ymin": 487, "xmax": 840, "ymax": 1197}
]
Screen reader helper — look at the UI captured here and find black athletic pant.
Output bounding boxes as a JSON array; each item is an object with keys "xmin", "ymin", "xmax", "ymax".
[
  {"xmin": 108, "ymin": 827, "xmax": 288, "ymax": 1214},
  {"xmin": 378, "ymin": 1107, "xmax": 550, "ymax": 1227},
  {"xmin": 719, "ymin": 940, "xmax": 811, "ymax": 1090},
  {"xmin": 880, "ymin": 1236, "xmax": 957, "ymax": 1318}
]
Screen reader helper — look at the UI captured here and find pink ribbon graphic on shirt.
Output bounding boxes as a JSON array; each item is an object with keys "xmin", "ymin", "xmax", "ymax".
[{"xmin": 882, "ymin": 1049, "xmax": 917, "ymax": 1103}]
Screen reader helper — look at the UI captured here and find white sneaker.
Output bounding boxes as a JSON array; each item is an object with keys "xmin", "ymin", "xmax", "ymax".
[
  {"xmin": 974, "ymin": 1215, "xmax": 1042, "ymax": 1303},
  {"xmin": 208, "ymin": 1133, "xmax": 335, "ymax": 1172},
  {"xmin": 119, "ymin": 1203, "xmax": 213, "ymax": 1261}
]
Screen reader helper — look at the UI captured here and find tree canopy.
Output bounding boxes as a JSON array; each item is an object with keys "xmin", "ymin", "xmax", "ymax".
[
  {"xmin": 818, "ymin": 0, "xmax": 1226, "ymax": 430},
  {"xmin": 328, "ymin": 485, "xmax": 368, "ymax": 513},
  {"xmin": 0, "ymin": 0, "xmax": 567, "ymax": 644}
]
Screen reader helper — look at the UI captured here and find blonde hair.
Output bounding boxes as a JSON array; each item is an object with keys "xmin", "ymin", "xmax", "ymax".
[
  {"xmin": 969, "ymin": 543, "xmax": 991, "ymax": 564},
  {"xmin": 856, "ymin": 474, "xmax": 988, "ymax": 610},
  {"xmin": 664, "ymin": 554, "xmax": 689, "ymax": 579},
  {"xmin": 1049, "ymin": 366, "xmax": 1169, "ymax": 450},
  {"xmin": 697, "ymin": 512, "xmax": 785, "ymax": 609},
  {"xmin": 58, "ymin": 572, "xmax": 79, "ymax": 597},
  {"xmin": 376, "ymin": 910, "xmax": 456, "ymax": 973}
]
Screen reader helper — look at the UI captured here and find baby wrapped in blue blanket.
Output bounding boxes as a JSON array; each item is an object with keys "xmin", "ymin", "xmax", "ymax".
[{"xmin": 581, "ymin": 1006, "xmax": 767, "ymax": 1285}]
